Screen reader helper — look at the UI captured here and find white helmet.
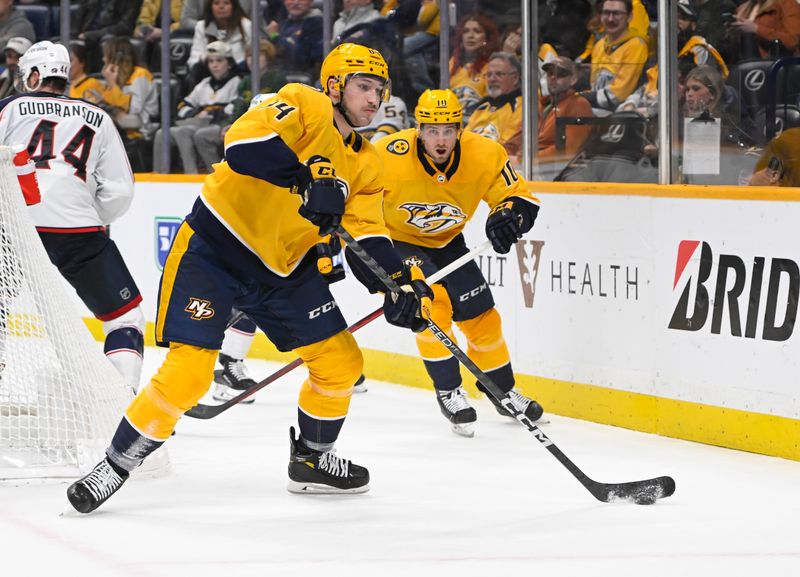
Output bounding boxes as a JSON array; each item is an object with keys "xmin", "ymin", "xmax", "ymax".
[{"xmin": 16, "ymin": 41, "xmax": 70, "ymax": 93}]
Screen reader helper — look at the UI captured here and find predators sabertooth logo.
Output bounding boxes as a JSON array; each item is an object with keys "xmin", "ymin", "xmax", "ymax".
[
  {"xmin": 400, "ymin": 202, "xmax": 466, "ymax": 234},
  {"xmin": 185, "ymin": 297, "xmax": 215, "ymax": 320}
]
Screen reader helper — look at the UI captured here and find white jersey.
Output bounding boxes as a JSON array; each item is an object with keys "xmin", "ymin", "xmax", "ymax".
[
  {"xmin": 0, "ymin": 92, "xmax": 133, "ymax": 231},
  {"xmin": 356, "ymin": 95, "xmax": 409, "ymax": 143}
]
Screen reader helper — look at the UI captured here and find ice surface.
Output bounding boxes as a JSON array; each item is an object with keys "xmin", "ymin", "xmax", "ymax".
[{"xmin": 2, "ymin": 347, "xmax": 799, "ymax": 576}]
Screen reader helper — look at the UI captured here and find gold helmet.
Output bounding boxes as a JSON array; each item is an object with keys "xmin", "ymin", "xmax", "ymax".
[
  {"xmin": 320, "ymin": 43, "xmax": 390, "ymax": 102},
  {"xmin": 415, "ymin": 89, "xmax": 463, "ymax": 126}
]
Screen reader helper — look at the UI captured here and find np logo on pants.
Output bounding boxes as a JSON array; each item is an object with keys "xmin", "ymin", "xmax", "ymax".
[{"xmin": 185, "ymin": 297, "xmax": 215, "ymax": 320}]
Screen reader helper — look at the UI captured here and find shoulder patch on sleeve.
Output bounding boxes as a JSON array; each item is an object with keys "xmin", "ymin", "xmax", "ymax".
[{"xmin": 387, "ymin": 138, "xmax": 409, "ymax": 155}]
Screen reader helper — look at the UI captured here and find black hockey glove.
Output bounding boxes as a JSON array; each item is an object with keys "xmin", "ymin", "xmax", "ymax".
[
  {"xmin": 383, "ymin": 265, "xmax": 433, "ymax": 333},
  {"xmin": 486, "ymin": 201, "xmax": 523, "ymax": 254},
  {"xmin": 293, "ymin": 155, "xmax": 348, "ymax": 236}
]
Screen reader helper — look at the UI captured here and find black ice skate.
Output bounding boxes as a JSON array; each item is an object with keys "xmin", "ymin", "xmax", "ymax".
[
  {"xmin": 488, "ymin": 388, "xmax": 544, "ymax": 422},
  {"xmin": 66, "ymin": 457, "xmax": 129, "ymax": 514},
  {"xmin": 353, "ymin": 374, "xmax": 367, "ymax": 394},
  {"xmin": 213, "ymin": 353, "xmax": 257, "ymax": 404},
  {"xmin": 436, "ymin": 386, "xmax": 477, "ymax": 437},
  {"xmin": 287, "ymin": 427, "xmax": 370, "ymax": 494}
]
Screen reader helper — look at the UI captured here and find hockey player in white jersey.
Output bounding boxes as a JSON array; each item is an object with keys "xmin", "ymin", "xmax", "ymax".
[
  {"xmin": 356, "ymin": 94, "xmax": 408, "ymax": 143},
  {"xmin": 0, "ymin": 41, "xmax": 145, "ymax": 389}
]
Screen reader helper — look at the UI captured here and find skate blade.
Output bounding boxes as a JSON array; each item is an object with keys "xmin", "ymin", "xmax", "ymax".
[
  {"xmin": 353, "ymin": 383, "xmax": 368, "ymax": 394},
  {"xmin": 287, "ymin": 480, "xmax": 370, "ymax": 495},
  {"xmin": 451, "ymin": 422, "xmax": 475, "ymax": 437}
]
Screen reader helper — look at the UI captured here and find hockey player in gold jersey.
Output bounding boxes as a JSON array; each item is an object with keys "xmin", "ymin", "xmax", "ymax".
[
  {"xmin": 375, "ymin": 89, "xmax": 543, "ymax": 437},
  {"xmin": 67, "ymin": 44, "xmax": 432, "ymax": 513}
]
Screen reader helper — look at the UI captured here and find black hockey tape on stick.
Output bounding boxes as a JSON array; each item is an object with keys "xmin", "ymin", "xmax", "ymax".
[
  {"xmin": 185, "ymin": 240, "xmax": 493, "ymax": 419},
  {"xmin": 336, "ymin": 226, "xmax": 676, "ymax": 505}
]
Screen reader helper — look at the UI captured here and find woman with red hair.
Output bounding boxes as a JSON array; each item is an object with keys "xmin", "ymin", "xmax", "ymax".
[{"xmin": 449, "ymin": 13, "xmax": 499, "ymax": 120}]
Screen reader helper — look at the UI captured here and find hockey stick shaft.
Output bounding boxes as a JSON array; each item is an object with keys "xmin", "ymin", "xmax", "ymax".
[
  {"xmin": 185, "ymin": 240, "xmax": 492, "ymax": 419},
  {"xmin": 337, "ymin": 227, "xmax": 675, "ymax": 504}
]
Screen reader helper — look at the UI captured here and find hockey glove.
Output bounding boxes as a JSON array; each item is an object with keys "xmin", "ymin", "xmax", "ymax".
[
  {"xmin": 294, "ymin": 155, "xmax": 349, "ymax": 236},
  {"xmin": 383, "ymin": 265, "xmax": 433, "ymax": 333},
  {"xmin": 486, "ymin": 201, "xmax": 523, "ymax": 254},
  {"xmin": 316, "ymin": 235, "xmax": 346, "ymax": 284}
]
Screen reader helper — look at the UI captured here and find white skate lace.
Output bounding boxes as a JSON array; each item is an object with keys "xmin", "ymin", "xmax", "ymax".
[
  {"xmin": 318, "ymin": 450, "xmax": 350, "ymax": 478},
  {"xmin": 82, "ymin": 459, "xmax": 124, "ymax": 502},
  {"xmin": 226, "ymin": 359, "xmax": 251, "ymax": 383},
  {"xmin": 508, "ymin": 389, "xmax": 531, "ymax": 412},
  {"xmin": 439, "ymin": 387, "xmax": 471, "ymax": 414}
]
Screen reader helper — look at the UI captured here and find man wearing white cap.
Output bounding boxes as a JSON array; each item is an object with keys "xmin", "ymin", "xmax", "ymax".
[{"xmin": 0, "ymin": 36, "xmax": 31, "ymax": 98}]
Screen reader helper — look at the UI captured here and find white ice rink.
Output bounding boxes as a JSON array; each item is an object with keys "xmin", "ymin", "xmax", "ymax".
[{"xmin": 2, "ymin": 347, "xmax": 800, "ymax": 577}]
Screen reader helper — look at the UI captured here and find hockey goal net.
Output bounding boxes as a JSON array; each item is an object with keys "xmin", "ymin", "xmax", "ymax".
[{"xmin": 0, "ymin": 146, "xmax": 159, "ymax": 480}]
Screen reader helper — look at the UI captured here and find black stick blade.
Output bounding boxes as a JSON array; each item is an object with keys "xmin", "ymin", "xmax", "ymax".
[{"xmin": 591, "ymin": 476, "xmax": 676, "ymax": 505}]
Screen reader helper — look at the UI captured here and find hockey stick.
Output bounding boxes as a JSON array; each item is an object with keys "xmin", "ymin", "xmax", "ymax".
[
  {"xmin": 337, "ymin": 227, "xmax": 676, "ymax": 505},
  {"xmin": 185, "ymin": 240, "xmax": 493, "ymax": 419}
]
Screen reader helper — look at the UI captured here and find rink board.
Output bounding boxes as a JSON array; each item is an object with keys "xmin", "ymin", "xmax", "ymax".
[{"xmin": 86, "ymin": 176, "xmax": 800, "ymax": 461}]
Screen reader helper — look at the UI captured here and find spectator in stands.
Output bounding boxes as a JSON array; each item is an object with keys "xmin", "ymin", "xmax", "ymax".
[
  {"xmin": 681, "ymin": 64, "xmax": 762, "ymax": 183},
  {"xmin": 540, "ymin": 0, "xmax": 593, "ymax": 60},
  {"xmin": 728, "ymin": 0, "xmax": 800, "ymax": 60},
  {"xmin": 333, "ymin": 0, "xmax": 380, "ymax": 41},
  {"xmin": 74, "ymin": 0, "xmax": 144, "ymax": 60},
  {"xmin": 68, "ymin": 41, "xmax": 104, "ymax": 101},
  {"xmin": 154, "ymin": 40, "xmax": 240, "ymax": 173},
  {"xmin": 537, "ymin": 55, "xmax": 594, "ymax": 159},
  {"xmin": 580, "ymin": 0, "xmax": 648, "ymax": 116},
  {"xmin": 748, "ymin": 127, "xmax": 800, "ymax": 186},
  {"xmin": 619, "ymin": 1, "xmax": 728, "ymax": 118},
  {"xmin": 577, "ymin": 0, "xmax": 649, "ymax": 63},
  {"xmin": 188, "ymin": 0, "xmax": 252, "ymax": 85},
  {"xmin": 0, "ymin": 37, "xmax": 31, "ymax": 99},
  {"xmin": 273, "ymin": 0, "xmax": 323, "ymax": 78},
  {"xmin": 465, "ymin": 52, "xmax": 522, "ymax": 159},
  {"xmin": 135, "ymin": 0, "xmax": 185, "ymax": 42},
  {"xmin": 401, "ymin": 0, "xmax": 440, "ymax": 99},
  {"xmin": 180, "ymin": 0, "xmax": 262, "ymax": 32},
  {"xmin": 676, "ymin": 1, "xmax": 729, "ymax": 78},
  {"xmin": 198, "ymin": 39, "xmax": 287, "ymax": 171},
  {"xmin": 95, "ymin": 38, "xmax": 159, "ymax": 140},
  {"xmin": 695, "ymin": 0, "xmax": 737, "ymax": 58},
  {"xmin": 0, "ymin": 0, "xmax": 35, "ymax": 50},
  {"xmin": 449, "ymin": 13, "xmax": 500, "ymax": 121}
]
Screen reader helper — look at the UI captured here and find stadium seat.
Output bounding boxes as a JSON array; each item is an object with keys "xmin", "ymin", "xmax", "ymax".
[
  {"xmin": 17, "ymin": 5, "xmax": 50, "ymax": 41},
  {"xmin": 152, "ymin": 73, "xmax": 182, "ymax": 120},
  {"xmin": 728, "ymin": 60, "xmax": 783, "ymax": 120},
  {"xmin": 150, "ymin": 37, "xmax": 194, "ymax": 77},
  {"xmin": 755, "ymin": 105, "xmax": 800, "ymax": 138}
]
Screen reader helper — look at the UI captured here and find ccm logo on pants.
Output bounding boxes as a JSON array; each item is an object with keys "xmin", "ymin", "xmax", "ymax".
[
  {"xmin": 308, "ymin": 300, "xmax": 338, "ymax": 319},
  {"xmin": 459, "ymin": 283, "xmax": 488, "ymax": 302}
]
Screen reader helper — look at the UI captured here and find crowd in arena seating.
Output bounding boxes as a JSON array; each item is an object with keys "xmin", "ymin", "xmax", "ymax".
[{"xmin": 2, "ymin": 0, "xmax": 800, "ymax": 185}]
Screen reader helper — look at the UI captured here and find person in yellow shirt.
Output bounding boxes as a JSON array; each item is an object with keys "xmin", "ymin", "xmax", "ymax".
[
  {"xmin": 581, "ymin": 0, "xmax": 648, "ymax": 114},
  {"xmin": 66, "ymin": 43, "xmax": 432, "ymax": 514},
  {"xmin": 448, "ymin": 13, "xmax": 500, "ymax": 120},
  {"xmin": 67, "ymin": 42, "xmax": 104, "ymax": 103},
  {"xmin": 375, "ymin": 89, "xmax": 544, "ymax": 437},
  {"xmin": 465, "ymin": 51, "xmax": 522, "ymax": 159}
]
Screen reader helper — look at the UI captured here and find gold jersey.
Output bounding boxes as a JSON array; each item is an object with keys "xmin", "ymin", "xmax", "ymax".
[
  {"xmin": 199, "ymin": 83, "xmax": 390, "ymax": 278},
  {"xmin": 374, "ymin": 128, "xmax": 538, "ymax": 249}
]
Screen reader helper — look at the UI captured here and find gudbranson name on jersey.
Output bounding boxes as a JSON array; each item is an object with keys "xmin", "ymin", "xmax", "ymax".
[{"xmin": 17, "ymin": 100, "xmax": 104, "ymax": 128}]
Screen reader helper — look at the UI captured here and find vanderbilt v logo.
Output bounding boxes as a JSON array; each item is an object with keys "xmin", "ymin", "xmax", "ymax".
[
  {"xmin": 515, "ymin": 240, "xmax": 545, "ymax": 308},
  {"xmin": 185, "ymin": 297, "xmax": 215, "ymax": 320}
]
